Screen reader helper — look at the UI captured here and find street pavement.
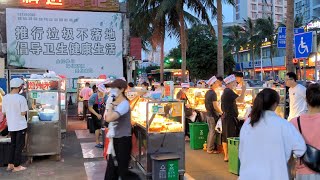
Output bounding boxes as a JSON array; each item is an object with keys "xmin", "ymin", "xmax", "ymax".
[{"xmin": 0, "ymin": 117, "xmax": 238, "ymax": 180}]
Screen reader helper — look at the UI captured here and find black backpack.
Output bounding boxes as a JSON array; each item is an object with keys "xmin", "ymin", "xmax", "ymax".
[{"xmin": 297, "ymin": 116, "xmax": 320, "ymax": 173}]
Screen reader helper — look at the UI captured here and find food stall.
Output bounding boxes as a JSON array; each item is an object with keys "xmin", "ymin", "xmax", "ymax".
[
  {"xmin": 131, "ymin": 97, "xmax": 185, "ymax": 179},
  {"xmin": 26, "ymin": 78, "xmax": 62, "ymax": 162},
  {"xmin": 76, "ymin": 78, "xmax": 106, "ymax": 118},
  {"xmin": 173, "ymin": 87, "xmax": 286, "ymax": 119}
]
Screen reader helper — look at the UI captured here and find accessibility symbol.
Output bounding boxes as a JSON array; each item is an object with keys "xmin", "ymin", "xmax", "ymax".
[
  {"xmin": 295, "ymin": 32, "xmax": 313, "ymax": 58},
  {"xmin": 298, "ymin": 37, "xmax": 309, "ymax": 54}
]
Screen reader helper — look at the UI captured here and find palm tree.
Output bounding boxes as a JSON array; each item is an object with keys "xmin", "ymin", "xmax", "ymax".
[
  {"xmin": 225, "ymin": 25, "xmax": 246, "ymax": 71},
  {"xmin": 255, "ymin": 17, "xmax": 277, "ymax": 79},
  {"xmin": 147, "ymin": 0, "xmax": 216, "ymax": 82},
  {"xmin": 243, "ymin": 18, "xmax": 257, "ymax": 78},
  {"xmin": 286, "ymin": 0, "xmax": 295, "ymax": 72},
  {"xmin": 216, "ymin": 0, "xmax": 235, "ymax": 77}
]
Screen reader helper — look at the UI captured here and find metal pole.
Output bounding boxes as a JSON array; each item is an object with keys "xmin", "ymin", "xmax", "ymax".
[
  {"xmin": 313, "ymin": 31, "xmax": 318, "ymax": 81},
  {"xmin": 260, "ymin": 47, "xmax": 263, "ymax": 81},
  {"xmin": 303, "ymin": 58, "xmax": 306, "ymax": 84}
]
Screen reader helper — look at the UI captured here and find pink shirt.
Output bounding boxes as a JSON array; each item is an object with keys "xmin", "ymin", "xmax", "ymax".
[
  {"xmin": 291, "ymin": 113, "xmax": 320, "ymax": 174},
  {"xmin": 80, "ymin": 87, "xmax": 93, "ymax": 100}
]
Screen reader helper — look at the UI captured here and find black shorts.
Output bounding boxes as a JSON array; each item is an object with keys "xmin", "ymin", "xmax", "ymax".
[{"xmin": 92, "ymin": 115, "xmax": 102, "ymax": 130}]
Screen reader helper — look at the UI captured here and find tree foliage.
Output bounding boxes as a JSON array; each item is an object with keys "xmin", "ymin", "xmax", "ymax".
[{"xmin": 166, "ymin": 25, "xmax": 235, "ymax": 80}]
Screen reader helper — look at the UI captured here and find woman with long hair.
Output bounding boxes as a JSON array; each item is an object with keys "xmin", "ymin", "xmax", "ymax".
[{"xmin": 239, "ymin": 88, "xmax": 306, "ymax": 180}]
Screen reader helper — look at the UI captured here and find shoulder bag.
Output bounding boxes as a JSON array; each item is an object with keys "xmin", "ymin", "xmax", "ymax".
[{"xmin": 297, "ymin": 116, "xmax": 320, "ymax": 173}]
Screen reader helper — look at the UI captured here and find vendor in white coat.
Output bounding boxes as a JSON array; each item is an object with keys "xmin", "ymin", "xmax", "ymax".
[{"xmin": 239, "ymin": 88, "xmax": 306, "ymax": 180}]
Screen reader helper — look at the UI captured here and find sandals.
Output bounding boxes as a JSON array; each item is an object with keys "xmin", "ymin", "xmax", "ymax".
[
  {"xmin": 12, "ymin": 166, "xmax": 27, "ymax": 172},
  {"xmin": 95, "ymin": 144, "xmax": 103, "ymax": 148}
]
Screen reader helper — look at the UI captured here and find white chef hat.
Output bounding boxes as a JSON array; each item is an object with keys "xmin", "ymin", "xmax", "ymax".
[
  {"xmin": 97, "ymin": 82, "xmax": 107, "ymax": 93},
  {"xmin": 181, "ymin": 83, "xmax": 190, "ymax": 88},
  {"xmin": 206, "ymin": 76, "xmax": 218, "ymax": 86},
  {"xmin": 224, "ymin": 74, "xmax": 236, "ymax": 84}
]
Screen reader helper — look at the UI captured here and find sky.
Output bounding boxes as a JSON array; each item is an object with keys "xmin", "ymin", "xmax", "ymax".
[{"xmin": 142, "ymin": 3, "xmax": 235, "ymax": 59}]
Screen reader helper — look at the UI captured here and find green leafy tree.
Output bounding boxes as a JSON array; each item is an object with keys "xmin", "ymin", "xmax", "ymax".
[
  {"xmin": 255, "ymin": 17, "xmax": 277, "ymax": 79},
  {"xmin": 225, "ymin": 25, "xmax": 246, "ymax": 71},
  {"xmin": 166, "ymin": 25, "xmax": 234, "ymax": 80}
]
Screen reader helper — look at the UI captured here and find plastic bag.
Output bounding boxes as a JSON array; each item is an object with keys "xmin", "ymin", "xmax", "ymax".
[{"xmin": 215, "ymin": 118, "xmax": 222, "ymax": 133}]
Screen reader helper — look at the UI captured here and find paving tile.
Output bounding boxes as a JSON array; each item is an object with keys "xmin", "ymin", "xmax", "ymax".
[
  {"xmin": 75, "ymin": 130, "xmax": 95, "ymax": 139},
  {"xmin": 80, "ymin": 142, "xmax": 103, "ymax": 159}
]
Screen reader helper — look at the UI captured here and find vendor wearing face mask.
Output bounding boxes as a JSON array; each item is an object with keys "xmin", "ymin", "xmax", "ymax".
[
  {"xmin": 88, "ymin": 83, "xmax": 108, "ymax": 148},
  {"xmin": 103, "ymin": 79, "xmax": 140, "ymax": 180}
]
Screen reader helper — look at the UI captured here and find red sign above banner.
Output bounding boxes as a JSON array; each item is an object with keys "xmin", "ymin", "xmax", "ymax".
[
  {"xmin": 0, "ymin": 0, "xmax": 119, "ymax": 11},
  {"xmin": 130, "ymin": 37, "xmax": 142, "ymax": 60}
]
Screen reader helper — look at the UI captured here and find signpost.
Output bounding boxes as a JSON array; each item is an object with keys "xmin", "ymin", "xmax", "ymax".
[
  {"xmin": 294, "ymin": 32, "xmax": 313, "ymax": 58},
  {"xmin": 277, "ymin": 27, "xmax": 304, "ymax": 48}
]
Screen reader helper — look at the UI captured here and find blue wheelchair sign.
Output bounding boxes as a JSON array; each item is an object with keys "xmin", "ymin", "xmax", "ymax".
[{"xmin": 294, "ymin": 32, "xmax": 313, "ymax": 58}]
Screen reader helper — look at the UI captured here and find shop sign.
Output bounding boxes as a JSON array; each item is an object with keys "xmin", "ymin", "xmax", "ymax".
[
  {"xmin": 0, "ymin": 0, "xmax": 119, "ymax": 12},
  {"xmin": 307, "ymin": 20, "xmax": 320, "ymax": 31},
  {"xmin": 27, "ymin": 80, "xmax": 59, "ymax": 90},
  {"xmin": 242, "ymin": 57, "xmax": 285, "ymax": 69},
  {"xmin": 6, "ymin": 8, "xmax": 123, "ymax": 78}
]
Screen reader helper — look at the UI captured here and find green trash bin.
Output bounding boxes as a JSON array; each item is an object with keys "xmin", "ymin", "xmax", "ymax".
[
  {"xmin": 227, "ymin": 137, "xmax": 240, "ymax": 175},
  {"xmin": 189, "ymin": 122, "xmax": 209, "ymax": 150},
  {"xmin": 151, "ymin": 153, "xmax": 180, "ymax": 180}
]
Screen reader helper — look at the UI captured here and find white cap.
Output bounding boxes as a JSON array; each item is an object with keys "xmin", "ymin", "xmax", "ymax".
[
  {"xmin": 206, "ymin": 76, "xmax": 218, "ymax": 86},
  {"xmin": 224, "ymin": 74, "xmax": 236, "ymax": 84},
  {"xmin": 97, "ymin": 82, "xmax": 107, "ymax": 93},
  {"xmin": 181, "ymin": 83, "xmax": 190, "ymax": 88},
  {"xmin": 10, "ymin": 78, "xmax": 24, "ymax": 88}
]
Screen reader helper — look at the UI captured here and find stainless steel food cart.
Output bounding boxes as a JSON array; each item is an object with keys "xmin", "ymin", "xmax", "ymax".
[{"xmin": 26, "ymin": 78, "xmax": 62, "ymax": 162}]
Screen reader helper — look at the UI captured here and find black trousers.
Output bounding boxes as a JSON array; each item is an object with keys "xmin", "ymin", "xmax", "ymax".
[
  {"xmin": 184, "ymin": 118, "xmax": 192, "ymax": 137},
  {"xmin": 104, "ymin": 136, "xmax": 140, "ymax": 180},
  {"xmin": 9, "ymin": 129, "xmax": 26, "ymax": 167},
  {"xmin": 83, "ymin": 100, "xmax": 89, "ymax": 120}
]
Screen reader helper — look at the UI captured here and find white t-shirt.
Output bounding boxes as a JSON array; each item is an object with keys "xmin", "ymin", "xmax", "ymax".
[
  {"xmin": 288, "ymin": 84, "xmax": 308, "ymax": 121},
  {"xmin": 2, "ymin": 94, "xmax": 28, "ymax": 131}
]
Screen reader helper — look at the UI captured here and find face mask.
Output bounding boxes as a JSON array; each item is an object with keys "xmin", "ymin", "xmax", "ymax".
[{"xmin": 109, "ymin": 88, "xmax": 120, "ymax": 98}]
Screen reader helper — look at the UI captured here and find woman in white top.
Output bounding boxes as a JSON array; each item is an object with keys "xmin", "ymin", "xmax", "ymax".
[{"xmin": 239, "ymin": 88, "xmax": 306, "ymax": 180}]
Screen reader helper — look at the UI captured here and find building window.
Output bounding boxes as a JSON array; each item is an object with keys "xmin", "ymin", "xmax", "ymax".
[{"xmin": 252, "ymin": 4, "xmax": 257, "ymax": 10}]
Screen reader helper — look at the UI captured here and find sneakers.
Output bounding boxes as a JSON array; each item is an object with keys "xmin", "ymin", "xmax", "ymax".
[{"xmin": 95, "ymin": 144, "xmax": 103, "ymax": 148}]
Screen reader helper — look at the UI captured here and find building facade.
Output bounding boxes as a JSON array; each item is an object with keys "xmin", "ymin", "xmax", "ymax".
[
  {"xmin": 294, "ymin": 0, "xmax": 320, "ymax": 24},
  {"xmin": 233, "ymin": 0, "xmax": 287, "ymax": 25}
]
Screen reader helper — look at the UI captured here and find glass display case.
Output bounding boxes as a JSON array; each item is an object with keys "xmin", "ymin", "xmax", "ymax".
[
  {"xmin": 131, "ymin": 97, "xmax": 185, "ymax": 178},
  {"xmin": 26, "ymin": 78, "xmax": 62, "ymax": 161},
  {"xmin": 173, "ymin": 87, "xmax": 286, "ymax": 119}
]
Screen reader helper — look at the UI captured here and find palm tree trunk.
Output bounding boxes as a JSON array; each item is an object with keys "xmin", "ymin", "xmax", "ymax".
[
  {"xmin": 217, "ymin": 0, "xmax": 224, "ymax": 76},
  {"xmin": 250, "ymin": 45, "xmax": 255, "ymax": 78},
  {"xmin": 179, "ymin": 10, "xmax": 187, "ymax": 82},
  {"xmin": 270, "ymin": 45, "xmax": 275, "ymax": 79},
  {"xmin": 286, "ymin": 0, "xmax": 295, "ymax": 72},
  {"xmin": 160, "ymin": 38, "xmax": 164, "ymax": 83},
  {"xmin": 237, "ymin": 51, "xmax": 242, "ymax": 72}
]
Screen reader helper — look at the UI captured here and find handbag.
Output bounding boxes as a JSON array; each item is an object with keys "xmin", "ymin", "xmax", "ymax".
[{"xmin": 297, "ymin": 116, "xmax": 320, "ymax": 173}]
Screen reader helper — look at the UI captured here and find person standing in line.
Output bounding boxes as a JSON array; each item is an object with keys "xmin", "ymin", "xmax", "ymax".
[
  {"xmin": 291, "ymin": 83, "xmax": 320, "ymax": 180},
  {"xmin": 205, "ymin": 76, "xmax": 223, "ymax": 154},
  {"xmin": 286, "ymin": 72, "xmax": 308, "ymax": 121},
  {"xmin": 221, "ymin": 74, "xmax": 246, "ymax": 162},
  {"xmin": 104, "ymin": 79, "xmax": 140, "ymax": 180},
  {"xmin": 239, "ymin": 88, "xmax": 306, "ymax": 180},
  {"xmin": 80, "ymin": 82, "xmax": 93, "ymax": 120},
  {"xmin": 88, "ymin": 83, "xmax": 108, "ymax": 148},
  {"xmin": 2, "ymin": 78, "xmax": 28, "ymax": 172}
]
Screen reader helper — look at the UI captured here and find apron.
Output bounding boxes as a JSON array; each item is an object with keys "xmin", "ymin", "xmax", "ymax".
[{"xmin": 92, "ymin": 95, "xmax": 106, "ymax": 128}]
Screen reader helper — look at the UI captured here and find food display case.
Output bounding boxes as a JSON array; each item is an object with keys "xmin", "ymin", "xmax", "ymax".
[
  {"xmin": 173, "ymin": 87, "xmax": 286, "ymax": 119},
  {"xmin": 26, "ymin": 78, "xmax": 62, "ymax": 161},
  {"xmin": 77, "ymin": 78, "xmax": 106, "ymax": 117},
  {"xmin": 131, "ymin": 97, "xmax": 185, "ymax": 178}
]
